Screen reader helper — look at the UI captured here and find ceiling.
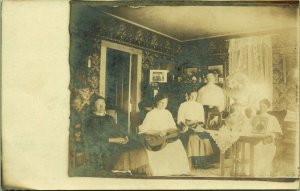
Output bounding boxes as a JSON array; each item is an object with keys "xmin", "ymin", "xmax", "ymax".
[{"xmin": 102, "ymin": 6, "xmax": 297, "ymax": 41}]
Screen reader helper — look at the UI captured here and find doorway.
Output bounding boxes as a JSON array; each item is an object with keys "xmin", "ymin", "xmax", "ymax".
[
  {"xmin": 99, "ymin": 41, "xmax": 142, "ymax": 135},
  {"xmin": 106, "ymin": 48, "xmax": 130, "ymax": 132}
]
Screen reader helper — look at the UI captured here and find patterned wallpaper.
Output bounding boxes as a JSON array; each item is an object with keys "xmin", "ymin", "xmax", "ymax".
[
  {"xmin": 272, "ymin": 31, "xmax": 298, "ymax": 111},
  {"xmin": 97, "ymin": 18, "xmax": 182, "ymax": 56}
]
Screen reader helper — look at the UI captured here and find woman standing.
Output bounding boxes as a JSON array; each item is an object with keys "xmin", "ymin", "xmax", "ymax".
[{"xmin": 139, "ymin": 93, "xmax": 190, "ymax": 176}]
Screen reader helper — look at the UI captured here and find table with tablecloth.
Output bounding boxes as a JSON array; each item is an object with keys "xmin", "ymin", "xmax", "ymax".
[{"xmin": 205, "ymin": 128, "xmax": 269, "ymax": 176}]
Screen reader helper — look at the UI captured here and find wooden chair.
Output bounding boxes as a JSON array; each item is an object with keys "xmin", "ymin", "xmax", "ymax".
[{"xmin": 106, "ymin": 109, "xmax": 118, "ymax": 123}]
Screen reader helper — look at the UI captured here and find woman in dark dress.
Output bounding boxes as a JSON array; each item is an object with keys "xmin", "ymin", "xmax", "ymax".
[
  {"xmin": 83, "ymin": 95, "xmax": 152, "ymax": 176},
  {"xmin": 83, "ymin": 96, "xmax": 129, "ymax": 175}
]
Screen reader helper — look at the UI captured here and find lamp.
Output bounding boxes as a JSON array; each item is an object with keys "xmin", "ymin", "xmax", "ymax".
[{"xmin": 224, "ymin": 72, "xmax": 251, "ymax": 106}]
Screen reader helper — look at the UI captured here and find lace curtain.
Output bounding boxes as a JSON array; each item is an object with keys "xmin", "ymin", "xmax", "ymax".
[{"xmin": 228, "ymin": 35, "xmax": 273, "ymax": 107}]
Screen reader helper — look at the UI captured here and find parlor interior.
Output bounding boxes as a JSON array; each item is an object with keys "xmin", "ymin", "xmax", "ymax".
[{"xmin": 69, "ymin": 2, "xmax": 299, "ymax": 178}]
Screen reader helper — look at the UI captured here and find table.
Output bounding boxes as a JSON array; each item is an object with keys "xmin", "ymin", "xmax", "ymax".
[
  {"xmin": 206, "ymin": 130, "xmax": 269, "ymax": 176},
  {"xmin": 230, "ymin": 134, "xmax": 269, "ymax": 177}
]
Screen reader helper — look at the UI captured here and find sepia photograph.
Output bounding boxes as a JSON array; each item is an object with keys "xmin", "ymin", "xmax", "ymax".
[
  {"xmin": 2, "ymin": 0, "xmax": 299, "ymax": 190},
  {"xmin": 68, "ymin": 1, "xmax": 299, "ymax": 180},
  {"xmin": 207, "ymin": 112, "xmax": 222, "ymax": 130}
]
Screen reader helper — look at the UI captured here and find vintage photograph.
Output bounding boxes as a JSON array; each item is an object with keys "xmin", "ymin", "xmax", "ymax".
[
  {"xmin": 207, "ymin": 112, "xmax": 222, "ymax": 130},
  {"xmin": 68, "ymin": 1, "xmax": 299, "ymax": 179}
]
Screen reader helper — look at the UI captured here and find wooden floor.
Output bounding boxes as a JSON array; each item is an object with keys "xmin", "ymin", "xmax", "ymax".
[
  {"xmin": 190, "ymin": 159, "xmax": 231, "ymax": 177},
  {"xmin": 188, "ymin": 152, "xmax": 297, "ymax": 178}
]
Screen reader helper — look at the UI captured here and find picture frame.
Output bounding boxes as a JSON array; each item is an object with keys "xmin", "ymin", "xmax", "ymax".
[
  {"xmin": 149, "ymin": 70, "xmax": 168, "ymax": 83},
  {"xmin": 208, "ymin": 65, "xmax": 224, "ymax": 76},
  {"xmin": 251, "ymin": 115, "xmax": 268, "ymax": 134},
  {"xmin": 206, "ymin": 112, "xmax": 222, "ymax": 130},
  {"xmin": 184, "ymin": 67, "xmax": 198, "ymax": 75},
  {"xmin": 208, "ymin": 65, "xmax": 224, "ymax": 83}
]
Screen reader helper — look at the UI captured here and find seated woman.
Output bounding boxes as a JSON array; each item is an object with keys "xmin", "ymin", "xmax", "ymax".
[
  {"xmin": 252, "ymin": 98, "xmax": 283, "ymax": 177},
  {"xmin": 83, "ymin": 96, "xmax": 130, "ymax": 175},
  {"xmin": 177, "ymin": 88, "xmax": 214, "ymax": 170},
  {"xmin": 138, "ymin": 93, "xmax": 190, "ymax": 176}
]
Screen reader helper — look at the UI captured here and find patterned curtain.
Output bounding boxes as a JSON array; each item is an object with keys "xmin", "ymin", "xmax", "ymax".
[{"xmin": 228, "ymin": 35, "xmax": 273, "ymax": 107}]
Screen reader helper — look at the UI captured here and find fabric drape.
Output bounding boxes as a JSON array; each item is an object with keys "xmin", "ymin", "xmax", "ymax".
[{"xmin": 228, "ymin": 35, "xmax": 273, "ymax": 107}]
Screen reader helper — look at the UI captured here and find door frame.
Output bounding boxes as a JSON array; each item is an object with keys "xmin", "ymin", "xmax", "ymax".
[{"xmin": 99, "ymin": 40, "xmax": 142, "ymax": 134}]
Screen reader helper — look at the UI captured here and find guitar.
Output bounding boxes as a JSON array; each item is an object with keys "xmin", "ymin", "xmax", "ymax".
[
  {"xmin": 181, "ymin": 120, "xmax": 206, "ymax": 132},
  {"xmin": 143, "ymin": 128, "xmax": 181, "ymax": 151}
]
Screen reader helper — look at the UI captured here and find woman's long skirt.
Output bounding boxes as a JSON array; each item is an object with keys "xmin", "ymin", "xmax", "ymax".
[{"xmin": 145, "ymin": 140, "xmax": 190, "ymax": 176}]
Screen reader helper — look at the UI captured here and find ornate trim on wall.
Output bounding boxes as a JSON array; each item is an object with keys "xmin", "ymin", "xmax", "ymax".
[{"xmin": 93, "ymin": 12, "xmax": 182, "ymax": 56}]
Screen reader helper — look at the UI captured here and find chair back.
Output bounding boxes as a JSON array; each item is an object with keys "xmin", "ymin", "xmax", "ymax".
[{"xmin": 106, "ymin": 109, "xmax": 118, "ymax": 123}]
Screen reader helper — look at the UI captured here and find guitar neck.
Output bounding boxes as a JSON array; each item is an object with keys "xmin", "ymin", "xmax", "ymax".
[
  {"xmin": 163, "ymin": 129, "xmax": 180, "ymax": 139},
  {"xmin": 187, "ymin": 122, "xmax": 205, "ymax": 129}
]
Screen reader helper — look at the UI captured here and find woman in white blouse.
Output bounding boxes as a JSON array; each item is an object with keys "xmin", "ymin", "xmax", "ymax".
[
  {"xmin": 177, "ymin": 88, "xmax": 214, "ymax": 169},
  {"xmin": 139, "ymin": 93, "xmax": 190, "ymax": 176},
  {"xmin": 252, "ymin": 99, "xmax": 283, "ymax": 177}
]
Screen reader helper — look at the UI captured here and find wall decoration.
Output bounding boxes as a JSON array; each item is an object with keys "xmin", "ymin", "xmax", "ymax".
[
  {"xmin": 184, "ymin": 67, "xmax": 198, "ymax": 75},
  {"xmin": 149, "ymin": 70, "xmax": 168, "ymax": 83},
  {"xmin": 208, "ymin": 65, "xmax": 224, "ymax": 77}
]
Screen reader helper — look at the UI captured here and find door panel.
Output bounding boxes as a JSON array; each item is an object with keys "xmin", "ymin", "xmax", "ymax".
[
  {"xmin": 130, "ymin": 54, "xmax": 139, "ymax": 134},
  {"xmin": 106, "ymin": 48, "xmax": 131, "ymax": 132}
]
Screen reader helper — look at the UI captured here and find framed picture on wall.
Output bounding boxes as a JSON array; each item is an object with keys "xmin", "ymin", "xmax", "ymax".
[
  {"xmin": 208, "ymin": 65, "xmax": 224, "ymax": 76},
  {"xmin": 184, "ymin": 67, "xmax": 198, "ymax": 75},
  {"xmin": 208, "ymin": 65, "xmax": 224, "ymax": 84},
  {"xmin": 149, "ymin": 70, "xmax": 168, "ymax": 83}
]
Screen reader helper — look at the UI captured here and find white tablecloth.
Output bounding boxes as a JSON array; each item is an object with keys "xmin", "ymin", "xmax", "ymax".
[{"xmin": 205, "ymin": 128, "xmax": 241, "ymax": 153}]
